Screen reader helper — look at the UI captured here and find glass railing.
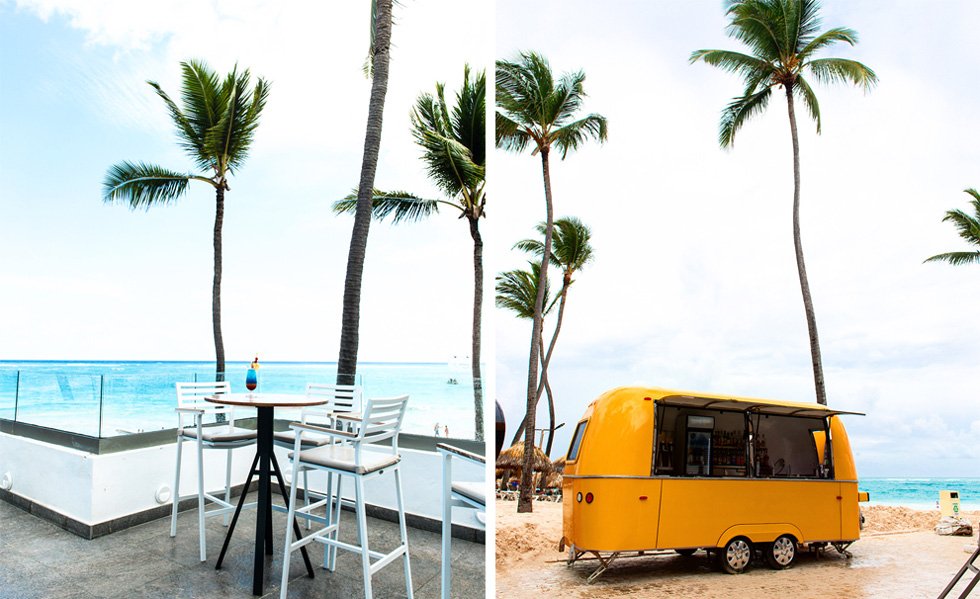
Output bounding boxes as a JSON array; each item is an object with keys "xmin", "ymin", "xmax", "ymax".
[{"xmin": 0, "ymin": 362, "xmax": 483, "ymax": 441}]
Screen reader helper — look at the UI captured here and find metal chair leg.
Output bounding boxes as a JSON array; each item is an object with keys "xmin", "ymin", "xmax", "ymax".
[
  {"xmin": 303, "ymin": 468, "xmax": 311, "ymax": 530},
  {"xmin": 329, "ymin": 474, "xmax": 344, "ymax": 571},
  {"xmin": 395, "ymin": 467, "xmax": 414, "ymax": 599},
  {"xmin": 224, "ymin": 449, "xmax": 233, "ymax": 526},
  {"xmin": 323, "ymin": 471, "xmax": 333, "ymax": 569},
  {"xmin": 355, "ymin": 476, "xmax": 373, "ymax": 599},
  {"xmin": 279, "ymin": 461, "xmax": 303, "ymax": 599},
  {"xmin": 440, "ymin": 455, "xmax": 451, "ymax": 599},
  {"xmin": 196, "ymin": 434, "xmax": 206, "ymax": 562},
  {"xmin": 170, "ymin": 435, "xmax": 182, "ymax": 538}
]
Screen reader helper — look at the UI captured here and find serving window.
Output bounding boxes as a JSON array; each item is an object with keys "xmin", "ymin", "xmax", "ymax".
[{"xmin": 653, "ymin": 404, "xmax": 831, "ymax": 479}]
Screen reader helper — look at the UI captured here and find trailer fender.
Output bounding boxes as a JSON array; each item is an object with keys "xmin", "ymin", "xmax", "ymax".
[{"xmin": 716, "ymin": 524, "xmax": 804, "ymax": 548}]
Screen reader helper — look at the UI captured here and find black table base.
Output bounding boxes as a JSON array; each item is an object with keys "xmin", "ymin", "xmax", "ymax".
[{"xmin": 214, "ymin": 406, "xmax": 315, "ymax": 595}]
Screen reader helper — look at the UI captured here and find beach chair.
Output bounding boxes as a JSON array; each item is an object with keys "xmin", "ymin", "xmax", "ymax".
[
  {"xmin": 938, "ymin": 532, "xmax": 980, "ymax": 599},
  {"xmin": 279, "ymin": 395, "xmax": 413, "ymax": 599},
  {"xmin": 437, "ymin": 443, "xmax": 486, "ymax": 599},
  {"xmin": 170, "ymin": 381, "xmax": 257, "ymax": 562},
  {"xmin": 271, "ymin": 383, "xmax": 361, "ymax": 535}
]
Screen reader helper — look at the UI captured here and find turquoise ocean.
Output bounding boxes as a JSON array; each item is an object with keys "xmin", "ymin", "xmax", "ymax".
[
  {"xmin": 861, "ymin": 478, "xmax": 980, "ymax": 511},
  {"xmin": 0, "ymin": 360, "xmax": 479, "ymax": 439}
]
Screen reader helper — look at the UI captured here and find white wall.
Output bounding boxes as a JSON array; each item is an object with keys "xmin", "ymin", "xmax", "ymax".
[{"xmin": 0, "ymin": 432, "xmax": 485, "ymax": 531}]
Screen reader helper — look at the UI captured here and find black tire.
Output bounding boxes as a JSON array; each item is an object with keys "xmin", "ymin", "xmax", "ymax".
[
  {"xmin": 675, "ymin": 548, "xmax": 697, "ymax": 557},
  {"xmin": 718, "ymin": 537, "xmax": 753, "ymax": 574},
  {"xmin": 766, "ymin": 535, "xmax": 797, "ymax": 570}
]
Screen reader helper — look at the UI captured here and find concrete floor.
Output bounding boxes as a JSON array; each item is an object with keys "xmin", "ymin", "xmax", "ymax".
[{"xmin": 0, "ymin": 493, "xmax": 485, "ymax": 598}]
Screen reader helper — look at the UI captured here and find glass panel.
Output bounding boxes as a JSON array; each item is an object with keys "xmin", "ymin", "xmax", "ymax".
[
  {"xmin": 567, "ymin": 420, "xmax": 588, "ymax": 461},
  {"xmin": 11, "ymin": 369, "xmax": 102, "ymax": 436},
  {"xmin": 0, "ymin": 369, "xmax": 17, "ymax": 421},
  {"xmin": 754, "ymin": 414, "xmax": 823, "ymax": 478}
]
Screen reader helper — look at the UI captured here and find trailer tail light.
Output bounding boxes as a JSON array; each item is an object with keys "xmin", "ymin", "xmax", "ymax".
[
  {"xmin": 576, "ymin": 492, "xmax": 583, "ymax": 503},
  {"xmin": 585, "ymin": 492, "xmax": 594, "ymax": 504}
]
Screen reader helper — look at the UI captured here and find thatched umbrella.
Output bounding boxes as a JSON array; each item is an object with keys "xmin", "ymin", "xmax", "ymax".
[
  {"xmin": 496, "ymin": 441, "xmax": 552, "ymax": 473},
  {"xmin": 552, "ymin": 456, "xmax": 566, "ymax": 474},
  {"xmin": 544, "ymin": 470, "xmax": 563, "ymax": 490},
  {"xmin": 496, "ymin": 441, "xmax": 551, "ymax": 491}
]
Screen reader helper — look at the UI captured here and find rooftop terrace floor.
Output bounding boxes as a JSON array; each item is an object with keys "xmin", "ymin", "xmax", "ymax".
[{"xmin": 0, "ymin": 492, "xmax": 485, "ymax": 598}]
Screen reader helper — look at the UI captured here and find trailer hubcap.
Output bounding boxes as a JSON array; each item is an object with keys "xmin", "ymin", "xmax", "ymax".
[
  {"xmin": 726, "ymin": 539, "xmax": 751, "ymax": 570},
  {"xmin": 772, "ymin": 536, "xmax": 795, "ymax": 566}
]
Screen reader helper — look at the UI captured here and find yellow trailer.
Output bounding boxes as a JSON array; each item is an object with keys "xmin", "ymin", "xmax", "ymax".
[{"xmin": 560, "ymin": 387, "xmax": 868, "ymax": 579}]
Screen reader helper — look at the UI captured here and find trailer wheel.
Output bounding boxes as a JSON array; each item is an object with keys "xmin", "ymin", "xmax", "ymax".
[
  {"xmin": 718, "ymin": 537, "xmax": 752, "ymax": 574},
  {"xmin": 675, "ymin": 548, "xmax": 697, "ymax": 557},
  {"xmin": 766, "ymin": 535, "xmax": 797, "ymax": 569}
]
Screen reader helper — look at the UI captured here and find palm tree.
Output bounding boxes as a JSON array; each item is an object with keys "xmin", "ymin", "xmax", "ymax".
[
  {"xmin": 337, "ymin": 0, "xmax": 394, "ymax": 386},
  {"xmin": 691, "ymin": 0, "xmax": 876, "ymax": 406},
  {"xmin": 925, "ymin": 189, "xmax": 980, "ymax": 266},
  {"xmin": 497, "ymin": 51, "xmax": 606, "ymax": 512},
  {"xmin": 334, "ymin": 66, "xmax": 487, "ymax": 440},
  {"xmin": 509, "ymin": 217, "xmax": 594, "ymax": 455},
  {"xmin": 103, "ymin": 59, "xmax": 269, "ymax": 384},
  {"xmin": 496, "ymin": 261, "xmax": 558, "ymax": 453}
]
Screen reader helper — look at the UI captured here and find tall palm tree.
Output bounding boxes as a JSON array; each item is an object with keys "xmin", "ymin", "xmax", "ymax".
[
  {"xmin": 925, "ymin": 189, "xmax": 980, "ymax": 266},
  {"xmin": 497, "ymin": 51, "xmax": 606, "ymax": 512},
  {"xmin": 334, "ymin": 66, "xmax": 487, "ymax": 440},
  {"xmin": 337, "ymin": 0, "xmax": 394, "ymax": 386},
  {"xmin": 496, "ymin": 261, "xmax": 558, "ymax": 452},
  {"xmin": 509, "ymin": 217, "xmax": 594, "ymax": 455},
  {"xmin": 691, "ymin": 0, "xmax": 876, "ymax": 406},
  {"xmin": 103, "ymin": 59, "xmax": 269, "ymax": 384}
]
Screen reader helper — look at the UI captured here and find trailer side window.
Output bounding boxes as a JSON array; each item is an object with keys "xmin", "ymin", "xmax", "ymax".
[
  {"xmin": 567, "ymin": 420, "xmax": 588, "ymax": 461},
  {"xmin": 753, "ymin": 414, "xmax": 823, "ymax": 478}
]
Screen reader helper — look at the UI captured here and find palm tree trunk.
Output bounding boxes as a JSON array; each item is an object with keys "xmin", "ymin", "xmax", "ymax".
[
  {"xmin": 786, "ymin": 87, "xmax": 827, "ymax": 406},
  {"xmin": 337, "ymin": 0, "xmax": 392, "ymax": 386},
  {"xmin": 468, "ymin": 216, "xmax": 485, "ymax": 441},
  {"xmin": 519, "ymin": 148, "xmax": 555, "ymax": 513},
  {"xmin": 510, "ymin": 279, "xmax": 570, "ymax": 447},
  {"xmin": 213, "ymin": 186, "xmax": 225, "ymax": 382}
]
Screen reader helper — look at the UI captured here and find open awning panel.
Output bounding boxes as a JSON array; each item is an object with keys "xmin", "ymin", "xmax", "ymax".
[{"xmin": 656, "ymin": 394, "xmax": 865, "ymax": 418}]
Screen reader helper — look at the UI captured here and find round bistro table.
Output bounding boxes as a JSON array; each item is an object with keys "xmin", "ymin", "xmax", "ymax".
[{"xmin": 205, "ymin": 392, "xmax": 325, "ymax": 596}]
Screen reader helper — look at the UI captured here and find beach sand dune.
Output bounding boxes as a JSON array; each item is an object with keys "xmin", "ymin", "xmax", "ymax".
[{"xmin": 496, "ymin": 500, "xmax": 980, "ymax": 598}]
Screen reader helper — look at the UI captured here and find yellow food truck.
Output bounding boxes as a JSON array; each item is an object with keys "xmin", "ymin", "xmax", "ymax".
[{"xmin": 560, "ymin": 387, "xmax": 868, "ymax": 580}]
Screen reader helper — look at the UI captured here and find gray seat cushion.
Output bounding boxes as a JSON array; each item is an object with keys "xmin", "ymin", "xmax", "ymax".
[
  {"xmin": 452, "ymin": 481, "xmax": 486, "ymax": 506},
  {"xmin": 181, "ymin": 426, "xmax": 256, "ymax": 443},
  {"xmin": 292, "ymin": 446, "xmax": 400, "ymax": 474},
  {"xmin": 272, "ymin": 430, "xmax": 332, "ymax": 448}
]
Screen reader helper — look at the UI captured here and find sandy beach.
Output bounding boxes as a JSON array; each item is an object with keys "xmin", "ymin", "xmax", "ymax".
[{"xmin": 496, "ymin": 500, "xmax": 980, "ymax": 598}]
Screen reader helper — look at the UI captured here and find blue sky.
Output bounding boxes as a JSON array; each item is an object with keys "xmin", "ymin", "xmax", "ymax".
[
  {"xmin": 0, "ymin": 0, "xmax": 492, "ymax": 366},
  {"xmin": 493, "ymin": 0, "xmax": 980, "ymax": 477}
]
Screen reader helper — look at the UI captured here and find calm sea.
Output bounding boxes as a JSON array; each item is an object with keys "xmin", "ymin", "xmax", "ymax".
[
  {"xmin": 0, "ymin": 360, "xmax": 480, "ymax": 439},
  {"xmin": 861, "ymin": 478, "xmax": 980, "ymax": 511}
]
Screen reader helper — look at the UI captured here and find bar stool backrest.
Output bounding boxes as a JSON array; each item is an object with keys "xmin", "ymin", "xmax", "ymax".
[
  {"xmin": 357, "ymin": 395, "xmax": 409, "ymax": 453},
  {"xmin": 303, "ymin": 383, "xmax": 361, "ymax": 428},
  {"xmin": 176, "ymin": 381, "xmax": 234, "ymax": 427}
]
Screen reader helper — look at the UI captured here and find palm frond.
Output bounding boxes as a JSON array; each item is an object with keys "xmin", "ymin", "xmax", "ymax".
[
  {"xmin": 806, "ymin": 58, "xmax": 877, "ymax": 91},
  {"xmin": 797, "ymin": 26, "xmax": 859, "ymax": 60},
  {"xmin": 689, "ymin": 49, "xmax": 772, "ymax": 80},
  {"xmin": 452, "ymin": 66, "xmax": 486, "ymax": 168},
  {"xmin": 719, "ymin": 86, "xmax": 772, "ymax": 148},
  {"xmin": 548, "ymin": 69, "xmax": 586, "ymax": 128},
  {"xmin": 939, "ymin": 208, "xmax": 980, "ymax": 245},
  {"xmin": 103, "ymin": 161, "xmax": 204, "ymax": 209},
  {"xmin": 333, "ymin": 189, "xmax": 445, "ymax": 223},
  {"xmin": 726, "ymin": 0, "xmax": 784, "ymax": 62},
  {"xmin": 495, "ymin": 111, "xmax": 531, "ymax": 153},
  {"xmin": 552, "ymin": 114, "xmax": 608, "ymax": 159},
  {"xmin": 412, "ymin": 93, "xmax": 483, "ymax": 197},
  {"xmin": 178, "ymin": 59, "xmax": 222, "ymax": 167},
  {"xmin": 924, "ymin": 252, "xmax": 980, "ymax": 266},
  {"xmin": 495, "ymin": 262, "xmax": 552, "ymax": 319},
  {"xmin": 552, "ymin": 216, "xmax": 595, "ymax": 272},
  {"xmin": 794, "ymin": 74, "xmax": 822, "ymax": 133},
  {"xmin": 146, "ymin": 80, "xmax": 205, "ymax": 167}
]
